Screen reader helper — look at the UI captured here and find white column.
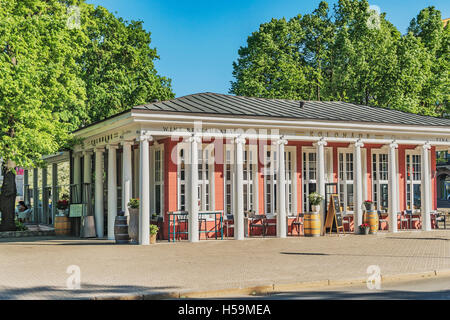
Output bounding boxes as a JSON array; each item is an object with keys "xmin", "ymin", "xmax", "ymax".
[
  {"xmin": 188, "ymin": 135, "xmax": 201, "ymax": 242},
  {"xmin": 277, "ymin": 138, "xmax": 288, "ymax": 238},
  {"xmin": 354, "ymin": 140, "xmax": 364, "ymax": 234},
  {"xmin": 107, "ymin": 145, "xmax": 118, "ymax": 240},
  {"xmin": 122, "ymin": 141, "xmax": 133, "ymax": 216},
  {"xmin": 83, "ymin": 151, "xmax": 92, "ymax": 184},
  {"xmin": 314, "ymin": 139, "xmax": 327, "ymax": 234},
  {"xmin": 51, "ymin": 163, "xmax": 58, "ymax": 225},
  {"xmin": 94, "ymin": 148, "xmax": 105, "ymax": 238},
  {"xmin": 73, "ymin": 152, "xmax": 82, "ymax": 203},
  {"xmin": 388, "ymin": 142, "xmax": 399, "ymax": 233},
  {"xmin": 421, "ymin": 143, "xmax": 432, "ymax": 231},
  {"xmin": 138, "ymin": 132, "xmax": 152, "ymax": 245},
  {"xmin": 33, "ymin": 168, "xmax": 39, "ymax": 223},
  {"xmin": 42, "ymin": 166, "xmax": 48, "ymax": 224},
  {"xmin": 234, "ymin": 137, "xmax": 246, "ymax": 240}
]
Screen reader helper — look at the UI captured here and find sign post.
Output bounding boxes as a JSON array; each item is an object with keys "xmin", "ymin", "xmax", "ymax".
[{"xmin": 323, "ymin": 194, "xmax": 345, "ymax": 236}]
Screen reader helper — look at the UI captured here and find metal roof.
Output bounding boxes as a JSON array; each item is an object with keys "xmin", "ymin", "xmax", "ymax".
[{"xmin": 133, "ymin": 92, "xmax": 450, "ymax": 127}]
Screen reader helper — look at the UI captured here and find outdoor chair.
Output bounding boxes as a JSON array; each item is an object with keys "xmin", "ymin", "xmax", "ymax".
[
  {"xmin": 249, "ymin": 214, "xmax": 266, "ymax": 237},
  {"xmin": 265, "ymin": 217, "xmax": 277, "ymax": 236},
  {"xmin": 224, "ymin": 214, "xmax": 234, "ymax": 238},
  {"xmin": 290, "ymin": 213, "xmax": 304, "ymax": 236},
  {"xmin": 405, "ymin": 210, "xmax": 420, "ymax": 229},
  {"xmin": 399, "ymin": 211, "xmax": 409, "ymax": 230},
  {"xmin": 434, "ymin": 211, "xmax": 446, "ymax": 229},
  {"xmin": 176, "ymin": 214, "xmax": 189, "ymax": 241},
  {"xmin": 377, "ymin": 211, "xmax": 388, "ymax": 230},
  {"xmin": 198, "ymin": 215, "xmax": 207, "ymax": 240}
]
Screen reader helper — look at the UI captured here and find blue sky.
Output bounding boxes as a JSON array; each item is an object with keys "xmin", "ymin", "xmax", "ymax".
[{"xmin": 86, "ymin": 0, "xmax": 450, "ymax": 98}]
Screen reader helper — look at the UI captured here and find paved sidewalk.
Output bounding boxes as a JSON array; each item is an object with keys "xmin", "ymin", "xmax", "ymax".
[{"xmin": 0, "ymin": 230, "xmax": 449, "ymax": 299}]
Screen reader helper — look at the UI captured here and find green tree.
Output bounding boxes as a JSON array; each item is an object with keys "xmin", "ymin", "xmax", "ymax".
[
  {"xmin": 0, "ymin": 0, "xmax": 174, "ymax": 230},
  {"xmin": 0, "ymin": 0, "xmax": 86, "ymax": 230},
  {"xmin": 79, "ymin": 4, "xmax": 174, "ymax": 123}
]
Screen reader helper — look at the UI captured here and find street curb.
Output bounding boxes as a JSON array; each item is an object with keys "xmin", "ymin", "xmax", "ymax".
[{"xmin": 92, "ymin": 268, "xmax": 450, "ymax": 300}]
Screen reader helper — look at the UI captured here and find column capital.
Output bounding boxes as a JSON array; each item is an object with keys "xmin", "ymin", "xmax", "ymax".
[
  {"xmin": 82, "ymin": 150, "xmax": 93, "ymax": 156},
  {"xmin": 389, "ymin": 141, "xmax": 398, "ymax": 149},
  {"xmin": 188, "ymin": 135, "xmax": 202, "ymax": 144},
  {"xmin": 234, "ymin": 136, "xmax": 246, "ymax": 145},
  {"xmin": 422, "ymin": 143, "xmax": 431, "ymax": 151},
  {"xmin": 106, "ymin": 144, "xmax": 119, "ymax": 150},
  {"xmin": 95, "ymin": 147, "xmax": 105, "ymax": 153},
  {"xmin": 73, "ymin": 151, "xmax": 82, "ymax": 157},
  {"xmin": 121, "ymin": 140, "xmax": 134, "ymax": 147},
  {"xmin": 138, "ymin": 131, "xmax": 153, "ymax": 142},
  {"xmin": 354, "ymin": 139, "xmax": 364, "ymax": 148},
  {"xmin": 313, "ymin": 139, "xmax": 327, "ymax": 147},
  {"xmin": 276, "ymin": 138, "xmax": 288, "ymax": 146}
]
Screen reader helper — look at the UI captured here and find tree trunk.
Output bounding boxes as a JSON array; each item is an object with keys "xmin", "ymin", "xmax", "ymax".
[{"xmin": 0, "ymin": 168, "xmax": 17, "ymax": 231}]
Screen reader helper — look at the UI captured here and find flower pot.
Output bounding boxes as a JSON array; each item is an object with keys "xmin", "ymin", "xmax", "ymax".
[
  {"xmin": 364, "ymin": 203, "xmax": 374, "ymax": 211},
  {"xmin": 150, "ymin": 234, "xmax": 157, "ymax": 244},
  {"xmin": 58, "ymin": 209, "xmax": 66, "ymax": 216},
  {"xmin": 128, "ymin": 207, "xmax": 139, "ymax": 243},
  {"xmin": 363, "ymin": 227, "xmax": 370, "ymax": 235},
  {"xmin": 311, "ymin": 205, "xmax": 321, "ymax": 213}
]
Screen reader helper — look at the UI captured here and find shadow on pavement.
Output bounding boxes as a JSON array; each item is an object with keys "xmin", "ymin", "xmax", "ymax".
[{"xmin": 0, "ymin": 283, "xmax": 179, "ymax": 300}]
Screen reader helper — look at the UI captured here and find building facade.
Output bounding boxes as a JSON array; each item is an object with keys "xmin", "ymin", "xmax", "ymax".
[{"xmin": 41, "ymin": 93, "xmax": 450, "ymax": 244}]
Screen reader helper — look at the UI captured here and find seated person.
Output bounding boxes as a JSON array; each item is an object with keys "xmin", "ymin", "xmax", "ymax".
[{"xmin": 16, "ymin": 201, "xmax": 31, "ymax": 223}]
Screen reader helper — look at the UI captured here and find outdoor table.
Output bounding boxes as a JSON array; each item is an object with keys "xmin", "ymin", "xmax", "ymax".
[
  {"xmin": 167, "ymin": 211, "xmax": 223, "ymax": 242},
  {"xmin": 198, "ymin": 211, "xmax": 224, "ymax": 240}
]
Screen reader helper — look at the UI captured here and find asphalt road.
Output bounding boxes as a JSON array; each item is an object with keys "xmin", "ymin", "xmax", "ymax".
[{"xmin": 227, "ymin": 276, "xmax": 450, "ymax": 300}]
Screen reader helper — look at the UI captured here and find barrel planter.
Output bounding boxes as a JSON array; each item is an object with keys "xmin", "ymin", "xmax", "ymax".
[
  {"xmin": 55, "ymin": 216, "xmax": 71, "ymax": 236},
  {"xmin": 128, "ymin": 207, "xmax": 139, "ymax": 243},
  {"xmin": 364, "ymin": 210, "xmax": 379, "ymax": 234},
  {"xmin": 114, "ymin": 214, "xmax": 130, "ymax": 244},
  {"xmin": 304, "ymin": 212, "xmax": 321, "ymax": 237}
]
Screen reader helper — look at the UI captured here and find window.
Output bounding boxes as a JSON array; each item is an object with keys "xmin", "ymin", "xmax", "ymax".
[
  {"xmin": 406, "ymin": 152, "xmax": 421, "ymax": 210},
  {"xmin": 303, "ymin": 150, "xmax": 317, "ymax": 212},
  {"xmin": 338, "ymin": 151, "xmax": 354, "ymax": 212},
  {"xmin": 177, "ymin": 143, "xmax": 215, "ymax": 212},
  {"xmin": 223, "ymin": 144, "xmax": 257, "ymax": 215},
  {"xmin": 372, "ymin": 152, "xmax": 388, "ymax": 211},
  {"xmin": 264, "ymin": 146, "xmax": 296, "ymax": 216},
  {"xmin": 153, "ymin": 145, "xmax": 164, "ymax": 216}
]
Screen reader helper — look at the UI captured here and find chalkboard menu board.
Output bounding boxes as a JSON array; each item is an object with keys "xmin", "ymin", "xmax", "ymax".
[{"xmin": 323, "ymin": 194, "xmax": 345, "ymax": 235}]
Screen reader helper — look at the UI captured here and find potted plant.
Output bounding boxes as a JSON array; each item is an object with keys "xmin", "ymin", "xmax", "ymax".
[
  {"xmin": 128, "ymin": 198, "xmax": 139, "ymax": 243},
  {"xmin": 308, "ymin": 192, "xmax": 324, "ymax": 213},
  {"xmin": 359, "ymin": 223, "xmax": 370, "ymax": 235},
  {"xmin": 56, "ymin": 195, "xmax": 69, "ymax": 216},
  {"xmin": 363, "ymin": 200, "xmax": 374, "ymax": 211},
  {"xmin": 150, "ymin": 224, "xmax": 159, "ymax": 244},
  {"xmin": 151, "ymin": 213, "xmax": 158, "ymax": 221}
]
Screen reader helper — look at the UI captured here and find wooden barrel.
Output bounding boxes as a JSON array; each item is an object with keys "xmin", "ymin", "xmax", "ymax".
[
  {"xmin": 55, "ymin": 216, "xmax": 71, "ymax": 236},
  {"xmin": 114, "ymin": 216, "xmax": 130, "ymax": 244},
  {"xmin": 364, "ymin": 210, "xmax": 379, "ymax": 234},
  {"xmin": 304, "ymin": 213, "xmax": 321, "ymax": 237}
]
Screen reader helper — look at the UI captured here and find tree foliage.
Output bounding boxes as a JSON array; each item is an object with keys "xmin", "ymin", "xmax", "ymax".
[
  {"xmin": 230, "ymin": 0, "xmax": 449, "ymax": 118},
  {"xmin": 0, "ymin": 0, "xmax": 173, "ymax": 230}
]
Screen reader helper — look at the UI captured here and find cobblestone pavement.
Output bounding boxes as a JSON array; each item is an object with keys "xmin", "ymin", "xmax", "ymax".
[{"xmin": 0, "ymin": 230, "xmax": 449, "ymax": 299}]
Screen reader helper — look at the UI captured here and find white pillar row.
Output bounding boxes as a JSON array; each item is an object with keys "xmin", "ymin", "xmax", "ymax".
[
  {"xmin": 388, "ymin": 142, "xmax": 399, "ymax": 233},
  {"xmin": 421, "ymin": 143, "xmax": 432, "ymax": 231},
  {"xmin": 234, "ymin": 136, "xmax": 246, "ymax": 240},
  {"xmin": 276, "ymin": 138, "xmax": 288, "ymax": 238},
  {"xmin": 83, "ymin": 150, "xmax": 92, "ymax": 184},
  {"xmin": 73, "ymin": 152, "xmax": 82, "ymax": 203},
  {"xmin": 314, "ymin": 139, "xmax": 327, "ymax": 234},
  {"xmin": 107, "ymin": 144, "xmax": 118, "ymax": 240},
  {"xmin": 122, "ymin": 141, "xmax": 133, "ymax": 216},
  {"xmin": 94, "ymin": 148, "xmax": 105, "ymax": 238},
  {"xmin": 33, "ymin": 168, "xmax": 39, "ymax": 223},
  {"xmin": 353, "ymin": 140, "xmax": 364, "ymax": 234},
  {"xmin": 188, "ymin": 135, "xmax": 201, "ymax": 243},
  {"xmin": 42, "ymin": 166, "xmax": 48, "ymax": 224},
  {"xmin": 51, "ymin": 163, "xmax": 58, "ymax": 225},
  {"xmin": 138, "ymin": 132, "xmax": 152, "ymax": 245}
]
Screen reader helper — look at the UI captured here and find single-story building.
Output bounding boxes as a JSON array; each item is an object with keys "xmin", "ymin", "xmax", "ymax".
[{"xmin": 27, "ymin": 93, "xmax": 450, "ymax": 244}]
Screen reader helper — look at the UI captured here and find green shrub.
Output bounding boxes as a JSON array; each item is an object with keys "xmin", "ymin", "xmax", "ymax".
[
  {"xmin": 128, "ymin": 198, "xmax": 139, "ymax": 209},
  {"xmin": 150, "ymin": 224, "xmax": 159, "ymax": 235}
]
